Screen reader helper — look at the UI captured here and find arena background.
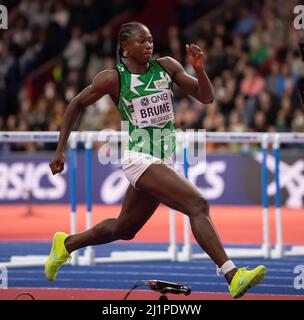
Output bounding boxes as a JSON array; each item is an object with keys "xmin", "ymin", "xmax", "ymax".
[{"xmin": 0, "ymin": 0, "xmax": 304, "ymax": 301}]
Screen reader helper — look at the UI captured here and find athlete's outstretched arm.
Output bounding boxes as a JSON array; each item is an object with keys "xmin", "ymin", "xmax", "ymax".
[
  {"xmin": 49, "ymin": 70, "xmax": 118, "ymax": 175},
  {"xmin": 158, "ymin": 44, "xmax": 214, "ymax": 104}
]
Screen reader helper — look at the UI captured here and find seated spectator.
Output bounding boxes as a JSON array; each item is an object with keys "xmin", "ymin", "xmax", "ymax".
[
  {"xmin": 240, "ymin": 65, "xmax": 265, "ymax": 97},
  {"xmin": 63, "ymin": 27, "xmax": 86, "ymax": 71},
  {"xmin": 251, "ymin": 111, "xmax": 267, "ymax": 132},
  {"xmin": 229, "ymin": 110, "xmax": 247, "ymax": 132},
  {"xmin": 291, "ymin": 109, "xmax": 304, "ymax": 132},
  {"xmin": 275, "ymin": 110, "xmax": 289, "ymax": 133}
]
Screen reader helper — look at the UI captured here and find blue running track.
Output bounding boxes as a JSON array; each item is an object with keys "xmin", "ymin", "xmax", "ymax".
[{"xmin": 0, "ymin": 242, "xmax": 304, "ymax": 297}]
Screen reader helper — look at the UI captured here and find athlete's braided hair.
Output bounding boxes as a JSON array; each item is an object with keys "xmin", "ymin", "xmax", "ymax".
[{"xmin": 117, "ymin": 21, "xmax": 147, "ymax": 63}]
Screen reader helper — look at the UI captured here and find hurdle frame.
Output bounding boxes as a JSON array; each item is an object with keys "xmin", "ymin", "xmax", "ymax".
[
  {"xmin": 271, "ymin": 133, "xmax": 304, "ymax": 258},
  {"xmin": 78, "ymin": 131, "xmax": 179, "ymax": 265},
  {"xmin": 0, "ymin": 131, "xmax": 304, "ymax": 268},
  {"xmin": 178, "ymin": 132, "xmax": 271, "ymax": 261},
  {"xmin": 179, "ymin": 132, "xmax": 304, "ymax": 261}
]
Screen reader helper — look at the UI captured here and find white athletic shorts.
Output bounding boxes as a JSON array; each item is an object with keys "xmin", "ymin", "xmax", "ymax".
[{"xmin": 121, "ymin": 150, "xmax": 172, "ymax": 189}]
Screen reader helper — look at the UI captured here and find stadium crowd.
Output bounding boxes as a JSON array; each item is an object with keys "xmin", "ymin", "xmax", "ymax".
[{"xmin": 0, "ymin": 0, "xmax": 303, "ymax": 152}]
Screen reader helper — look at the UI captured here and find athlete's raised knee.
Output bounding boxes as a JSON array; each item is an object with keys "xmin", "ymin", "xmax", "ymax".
[{"xmin": 188, "ymin": 196, "xmax": 209, "ymax": 218}]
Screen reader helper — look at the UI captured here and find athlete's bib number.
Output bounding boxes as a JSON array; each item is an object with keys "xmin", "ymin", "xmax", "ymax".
[{"xmin": 132, "ymin": 90, "xmax": 174, "ymax": 128}]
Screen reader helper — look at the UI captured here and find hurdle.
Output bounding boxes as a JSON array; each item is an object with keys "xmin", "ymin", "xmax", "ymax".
[
  {"xmin": 1, "ymin": 131, "xmax": 304, "ymax": 268},
  {"xmin": 179, "ymin": 132, "xmax": 304, "ymax": 261},
  {"xmin": 270, "ymin": 133, "xmax": 304, "ymax": 258},
  {"xmin": 78, "ymin": 131, "xmax": 178, "ymax": 265},
  {"xmin": 178, "ymin": 132, "xmax": 271, "ymax": 261},
  {"xmin": 0, "ymin": 131, "xmax": 178, "ymax": 267},
  {"xmin": 0, "ymin": 131, "xmax": 81, "ymax": 268}
]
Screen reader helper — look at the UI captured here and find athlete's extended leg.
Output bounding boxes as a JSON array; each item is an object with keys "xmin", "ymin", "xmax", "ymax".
[
  {"xmin": 136, "ymin": 163, "xmax": 266, "ymax": 292},
  {"xmin": 45, "ymin": 184, "xmax": 160, "ymax": 281},
  {"xmin": 65, "ymin": 184, "xmax": 160, "ymax": 253}
]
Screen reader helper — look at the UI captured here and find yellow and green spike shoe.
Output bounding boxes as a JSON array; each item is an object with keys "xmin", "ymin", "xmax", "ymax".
[
  {"xmin": 229, "ymin": 265, "xmax": 267, "ymax": 298},
  {"xmin": 45, "ymin": 232, "xmax": 71, "ymax": 281}
]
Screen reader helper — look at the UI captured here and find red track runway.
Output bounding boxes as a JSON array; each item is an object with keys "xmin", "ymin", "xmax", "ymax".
[
  {"xmin": 1, "ymin": 288, "xmax": 304, "ymax": 300},
  {"xmin": 0, "ymin": 204, "xmax": 303, "ymax": 244}
]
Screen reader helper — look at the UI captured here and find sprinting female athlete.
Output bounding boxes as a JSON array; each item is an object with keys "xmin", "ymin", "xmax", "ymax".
[{"xmin": 46, "ymin": 22, "xmax": 266, "ymax": 298}]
